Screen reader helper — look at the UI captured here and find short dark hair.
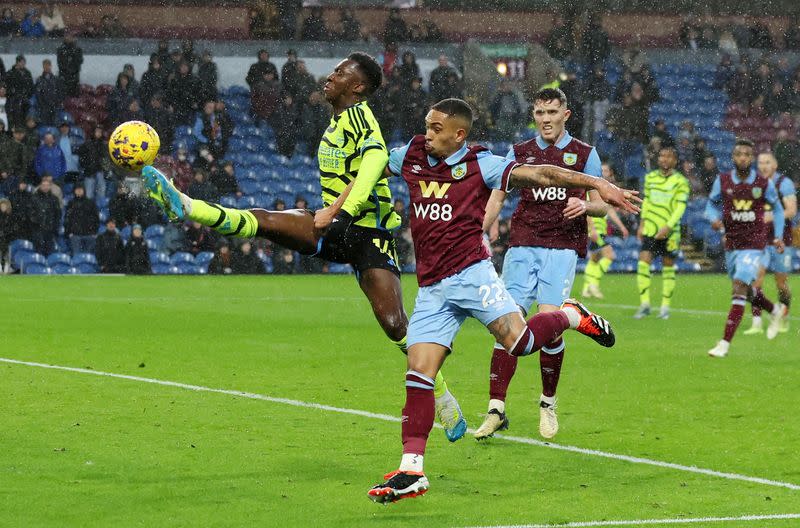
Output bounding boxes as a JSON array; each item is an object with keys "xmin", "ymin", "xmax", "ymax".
[
  {"xmin": 347, "ymin": 52, "xmax": 382, "ymax": 96},
  {"xmin": 735, "ymin": 138, "xmax": 755, "ymax": 149},
  {"xmin": 659, "ymin": 145, "xmax": 677, "ymax": 156},
  {"xmin": 534, "ymin": 87, "xmax": 568, "ymax": 107},
  {"xmin": 431, "ymin": 98, "xmax": 474, "ymax": 125}
]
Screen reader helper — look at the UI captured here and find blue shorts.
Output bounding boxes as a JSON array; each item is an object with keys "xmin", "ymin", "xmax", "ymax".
[
  {"xmin": 407, "ymin": 259, "xmax": 521, "ymax": 349},
  {"xmin": 501, "ymin": 246, "xmax": 578, "ymax": 310},
  {"xmin": 725, "ymin": 250, "xmax": 765, "ymax": 284},
  {"xmin": 763, "ymin": 246, "xmax": 792, "ymax": 274}
]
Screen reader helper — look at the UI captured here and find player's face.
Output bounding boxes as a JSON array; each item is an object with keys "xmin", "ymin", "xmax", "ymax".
[
  {"xmin": 533, "ymin": 99, "xmax": 570, "ymax": 143},
  {"xmin": 657, "ymin": 149, "xmax": 677, "ymax": 172},
  {"xmin": 732, "ymin": 145, "xmax": 755, "ymax": 172},
  {"xmin": 424, "ymin": 109, "xmax": 467, "ymax": 159},
  {"xmin": 757, "ymin": 154, "xmax": 777, "ymax": 178},
  {"xmin": 323, "ymin": 59, "xmax": 364, "ymax": 105}
]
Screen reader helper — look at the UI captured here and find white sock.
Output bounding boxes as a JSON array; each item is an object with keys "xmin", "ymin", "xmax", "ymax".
[
  {"xmin": 718, "ymin": 339, "xmax": 730, "ymax": 351},
  {"xmin": 562, "ymin": 306, "xmax": 581, "ymax": 329},
  {"xmin": 751, "ymin": 316, "xmax": 762, "ymax": 328},
  {"xmin": 540, "ymin": 393, "xmax": 556, "ymax": 406},
  {"xmin": 399, "ymin": 453, "xmax": 424, "ymax": 473},
  {"xmin": 488, "ymin": 398, "xmax": 505, "ymax": 414},
  {"xmin": 772, "ymin": 304, "xmax": 784, "ymax": 316}
]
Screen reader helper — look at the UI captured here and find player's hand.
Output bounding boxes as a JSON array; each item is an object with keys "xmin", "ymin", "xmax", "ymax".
[
  {"xmin": 774, "ymin": 239, "xmax": 785, "ymax": 254},
  {"xmin": 711, "ymin": 219, "xmax": 724, "ymax": 231},
  {"xmin": 314, "ymin": 207, "xmax": 336, "ymax": 232},
  {"xmin": 596, "ymin": 181, "xmax": 641, "ymax": 214},
  {"xmin": 562, "ymin": 197, "xmax": 588, "ymax": 219},
  {"xmin": 654, "ymin": 225, "xmax": 671, "ymax": 240}
]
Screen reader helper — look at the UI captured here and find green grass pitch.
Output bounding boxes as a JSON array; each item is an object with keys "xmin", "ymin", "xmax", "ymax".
[{"xmin": 1, "ymin": 273, "xmax": 799, "ymax": 527}]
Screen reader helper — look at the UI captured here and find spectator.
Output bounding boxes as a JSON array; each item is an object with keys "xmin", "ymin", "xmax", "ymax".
[
  {"xmin": 210, "ymin": 160, "xmax": 240, "ymax": 197},
  {"xmin": 144, "ymin": 94, "xmax": 175, "ymax": 154},
  {"xmin": 0, "ymin": 198, "xmax": 16, "ymax": 273},
  {"xmin": 489, "ymin": 80, "xmax": 524, "ymax": 141},
  {"xmin": 713, "ymin": 54, "xmax": 735, "ymax": 91},
  {"xmin": 166, "ymin": 48, "xmax": 183, "ymax": 76},
  {"xmin": 125, "ymin": 224, "xmax": 151, "ymax": 274},
  {"xmin": 64, "ymin": 184, "xmax": 99, "ymax": 255},
  {"xmin": 6, "ymin": 127, "xmax": 34, "ymax": 178},
  {"xmin": 421, "ymin": 11, "xmax": 442, "ymax": 43},
  {"xmin": 167, "ymin": 62, "xmax": 200, "ymax": 125},
  {"xmin": 579, "ymin": 13, "xmax": 610, "ymax": 70},
  {"xmin": 232, "ymin": 241, "xmax": 265, "ymax": 274},
  {"xmin": 8, "ymin": 179, "xmax": 34, "ymax": 240},
  {"xmin": 248, "ymin": 6, "xmax": 272, "ymax": 40},
  {"xmin": 98, "ymin": 14, "xmax": 125, "ymax": 38},
  {"xmin": 765, "ymin": 80, "xmax": 788, "ymax": 116},
  {"xmin": 56, "ymin": 34, "xmax": 83, "ymax": 97},
  {"xmin": 379, "ymin": 42, "xmax": 399, "ymax": 80},
  {"xmin": 20, "ymin": 9, "xmax": 45, "ymax": 38},
  {"xmin": 77, "ymin": 125, "xmax": 109, "ymax": 200},
  {"xmin": 34, "ymin": 59, "xmax": 64, "ymax": 126},
  {"xmin": 208, "ymin": 240, "xmax": 233, "ymax": 274},
  {"xmin": 246, "ymin": 49, "xmax": 279, "ymax": 89},
  {"xmin": 286, "ymin": 60, "xmax": 317, "ymax": 108},
  {"xmin": 0, "ymin": 171, "xmax": 18, "ymax": 198},
  {"xmin": 180, "ymin": 39, "xmax": 198, "ymax": 72},
  {"xmin": 187, "ymin": 169, "xmax": 219, "ymax": 203},
  {"xmin": 184, "ymin": 221, "xmax": 215, "ymax": 255},
  {"xmin": 34, "ymin": 133, "xmax": 66, "ymax": 184},
  {"xmin": 399, "ymin": 77, "xmax": 427, "ymax": 138},
  {"xmin": 23, "ymin": 116, "xmax": 39, "ymax": 151},
  {"xmin": 139, "ymin": 55, "xmax": 167, "ymax": 107},
  {"xmin": 281, "ymin": 49, "xmax": 300, "ymax": 93},
  {"xmin": 338, "ymin": 8, "xmax": 361, "ymax": 41},
  {"xmin": 785, "ymin": 17, "xmax": 800, "ymax": 50},
  {"xmin": 545, "ymin": 15, "xmax": 575, "ymax": 60},
  {"xmin": 698, "ymin": 154, "xmax": 718, "ymax": 194},
  {"xmin": 159, "ymin": 221, "xmax": 185, "ymax": 254},
  {"xmin": 428, "ymin": 54, "xmax": 458, "ymax": 103},
  {"xmin": 774, "ymin": 129, "xmax": 800, "ymax": 180},
  {"xmin": 0, "ymin": 86, "xmax": 7, "ymax": 131},
  {"xmin": 750, "ymin": 21, "xmax": 774, "ymax": 49},
  {"xmin": 95, "ymin": 218, "xmax": 124, "ymax": 273},
  {"xmin": 681, "ymin": 159, "xmax": 705, "ymax": 198},
  {"xmin": 272, "ymin": 246, "xmax": 295, "ymax": 274},
  {"xmin": 718, "ymin": 30, "xmax": 738, "ymax": 54},
  {"xmin": 750, "ymin": 62, "xmax": 774, "ymax": 104},
  {"xmin": 5, "ymin": 56, "xmax": 34, "ymax": 129},
  {"xmin": 395, "ymin": 51, "xmax": 420, "ymax": 87},
  {"xmin": 30, "ymin": 176, "xmax": 60, "ymax": 255},
  {"xmin": 383, "ymin": 8, "xmax": 408, "ymax": 44},
  {"xmin": 301, "ymin": 7, "xmax": 328, "ymax": 41},
  {"xmin": 301, "ymin": 90, "xmax": 330, "ymax": 156},
  {"xmin": 121, "ymin": 64, "xmax": 140, "ymax": 95},
  {"xmin": 276, "ymin": 0, "xmax": 300, "ymax": 40},
  {"xmin": 165, "ymin": 148, "xmax": 193, "ymax": 192},
  {"xmin": 57, "ymin": 121, "xmax": 80, "ymax": 180},
  {"xmin": 271, "ymin": 93, "xmax": 300, "ymax": 158},
  {"xmin": 106, "ymin": 73, "xmax": 135, "ymax": 125},
  {"xmin": 651, "ymin": 119, "xmax": 675, "ymax": 147},
  {"xmin": 583, "ymin": 66, "xmax": 612, "ymax": 137},
  {"xmin": 36, "ymin": 174, "xmax": 63, "ymax": 207},
  {"xmin": 0, "ymin": 8, "xmax": 18, "ymax": 37},
  {"xmin": 41, "ymin": 4, "xmax": 65, "ymax": 37},
  {"xmin": 198, "ymin": 50, "xmax": 218, "ymax": 102},
  {"xmin": 255, "ymin": 71, "xmax": 281, "ymax": 123},
  {"xmin": 109, "ymin": 184, "xmax": 135, "ymax": 227}
]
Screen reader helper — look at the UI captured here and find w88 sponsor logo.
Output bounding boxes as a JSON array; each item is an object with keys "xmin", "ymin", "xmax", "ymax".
[
  {"xmin": 529, "ymin": 187, "xmax": 568, "ymax": 201},
  {"xmin": 413, "ymin": 202, "xmax": 453, "ymax": 221}
]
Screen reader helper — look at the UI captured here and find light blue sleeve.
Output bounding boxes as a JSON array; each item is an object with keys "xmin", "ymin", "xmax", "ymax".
[
  {"xmin": 704, "ymin": 176, "xmax": 722, "ymax": 222},
  {"xmin": 584, "ymin": 148, "xmax": 602, "ymax": 177},
  {"xmin": 477, "ymin": 151, "xmax": 517, "ymax": 191},
  {"xmin": 766, "ymin": 180, "xmax": 785, "ymax": 240},
  {"xmin": 506, "ymin": 146, "xmax": 514, "ymax": 160},
  {"xmin": 778, "ymin": 175, "xmax": 796, "ymax": 198},
  {"xmin": 387, "ymin": 141, "xmax": 412, "ymax": 176}
]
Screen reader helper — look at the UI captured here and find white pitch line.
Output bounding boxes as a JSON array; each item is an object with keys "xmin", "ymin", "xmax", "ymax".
[
  {"xmin": 2, "ymin": 357, "xmax": 799, "ymax": 492},
  {"xmin": 462, "ymin": 512, "xmax": 800, "ymax": 528}
]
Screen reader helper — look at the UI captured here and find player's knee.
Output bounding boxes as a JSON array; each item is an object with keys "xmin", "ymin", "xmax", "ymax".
[{"xmin": 381, "ymin": 312, "xmax": 408, "ymax": 341}]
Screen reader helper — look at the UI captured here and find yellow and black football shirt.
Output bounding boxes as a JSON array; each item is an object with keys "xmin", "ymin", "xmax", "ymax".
[
  {"xmin": 317, "ymin": 101, "xmax": 399, "ymax": 230},
  {"xmin": 640, "ymin": 169, "xmax": 690, "ymax": 239}
]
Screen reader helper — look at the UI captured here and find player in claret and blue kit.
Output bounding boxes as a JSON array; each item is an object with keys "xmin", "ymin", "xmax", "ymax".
[
  {"xmin": 705, "ymin": 139, "xmax": 788, "ymax": 358},
  {"xmin": 359, "ymin": 99, "xmax": 641, "ymax": 503}
]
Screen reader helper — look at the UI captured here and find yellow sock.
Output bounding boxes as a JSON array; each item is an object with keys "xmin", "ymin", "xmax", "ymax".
[
  {"xmin": 598, "ymin": 257, "xmax": 612, "ymax": 277},
  {"xmin": 661, "ymin": 265, "xmax": 676, "ymax": 308},
  {"xmin": 187, "ymin": 199, "xmax": 258, "ymax": 238},
  {"xmin": 392, "ymin": 336, "xmax": 408, "ymax": 355},
  {"xmin": 583, "ymin": 260, "xmax": 600, "ymax": 288},
  {"xmin": 637, "ymin": 260, "xmax": 651, "ymax": 306},
  {"xmin": 433, "ymin": 370, "xmax": 448, "ymax": 398}
]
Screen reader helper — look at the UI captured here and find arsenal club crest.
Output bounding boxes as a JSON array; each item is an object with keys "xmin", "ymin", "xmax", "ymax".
[
  {"xmin": 563, "ymin": 153, "xmax": 578, "ymax": 166},
  {"xmin": 451, "ymin": 163, "xmax": 467, "ymax": 179},
  {"xmin": 752, "ymin": 187, "xmax": 762, "ymax": 199}
]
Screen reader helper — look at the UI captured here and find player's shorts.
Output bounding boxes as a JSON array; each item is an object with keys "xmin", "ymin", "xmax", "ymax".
[
  {"xmin": 501, "ymin": 246, "xmax": 577, "ymax": 309},
  {"xmin": 724, "ymin": 249, "xmax": 765, "ymax": 284},
  {"xmin": 588, "ymin": 234, "xmax": 607, "ymax": 252},
  {"xmin": 641, "ymin": 236, "xmax": 679, "ymax": 259},
  {"xmin": 763, "ymin": 245, "xmax": 792, "ymax": 274},
  {"xmin": 316, "ymin": 212, "xmax": 400, "ymax": 277},
  {"xmin": 407, "ymin": 259, "xmax": 521, "ymax": 349}
]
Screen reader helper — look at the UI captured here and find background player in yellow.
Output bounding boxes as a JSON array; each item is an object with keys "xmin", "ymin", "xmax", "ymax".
[
  {"xmin": 140, "ymin": 52, "xmax": 467, "ymax": 441},
  {"xmin": 634, "ymin": 146, "xmax": 690, "ymax": 320}
]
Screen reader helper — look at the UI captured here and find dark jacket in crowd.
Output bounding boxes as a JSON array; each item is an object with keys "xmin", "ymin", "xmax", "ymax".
[
  {"xmin": 8, "ymin": 186, "xmax": 35, "ymax": 239},
  {"xmin": 0, "ymin": 205, "xmax": 19, "ymax": 253},
  {"xmin": 125, "ymin": 235, "xmax": 151, "ymax": 274},
  {"xmin": 139, "ymin": 64, "xmax": 168, "ymax": 107},
  {"xmin": 31, "ymin": 188, "xmax": 61, "ymax": 236},
  {"xmin": 246, "ymin": 59, "xmax": 279, "ymax": 89},
  {"xmin": 231, "ymin": 249, "xmax": 265, "ymax": 274},
  {"xmin": 56, "ymin": 41, "xmax": 83, "ymax": 96},
  {"xmin": 35, "ymin": 72, "xmax": 65, "ymax": 125},
  {"xmin": 64, "ymin": 195, "xmax": 99, "ymax": 236},
  {"xmin": 77, "ymin": 137, "xmax": 106, "ymax": 175},
  {"xmin": 95, "ymin": 229, "xmax": 125, "ymax": 273}
]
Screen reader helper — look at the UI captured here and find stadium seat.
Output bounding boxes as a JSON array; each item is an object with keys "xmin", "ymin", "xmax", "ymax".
[
  {"xmin": 47, "ymin": 253, "xmax": 72, "ymax": 267},
  {"xmin": 72, "ymin": 252, "xmax": 98, "ymax": 266},
  {"xmin": 175, "ymin": 262, "xmax": 198, "ymax": 274},
  {"xmin": 145, "ymin": 224, "xmax": 165, "ymax": 238},
  {"xmin": 76, "ymin": 262, "xmax": 98, "ymax": 273},
  {"xmin": 9, "ymin": 239, "xmax": 34, "ymax": 259},
  {"xmin": 25, "ymin": 263, "xmax": 51, "ymax": 275},
  {"xmin": 152, "ymin": 263, "xmax": 173, "ymax": 275},
  {"xmin": 195, "ymin": 252, "xmax": 214, "ymax": 267},
  {"xmin": 20, "ymin": 253, "xmax": 46, "ymax": 272},
  {"xmin": 170, "ymin": 252, "xmax": 195, "ymax": 266},
  {"xmin": 52, "ymin": 262, "xmax": 74, "ymax": 274}
]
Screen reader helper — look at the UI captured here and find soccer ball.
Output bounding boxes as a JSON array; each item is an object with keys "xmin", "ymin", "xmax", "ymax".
[{"xmin": 108, "ymin": 120, "xmax": 160, "ymax": 171}]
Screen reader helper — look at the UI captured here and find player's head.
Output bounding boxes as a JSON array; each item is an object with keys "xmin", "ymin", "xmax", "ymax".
[
  {"xmin": 757, "ymin": 152, "xmax": 778, "ymax": 178},
  {"xmin": 732, "ymin": 138, "xmax": 755, "ymax": 172},
  {"xmin": 323, "ymin": 52, "xmax": 382, "ymax": 105},
  {"xmin": 533, "ymin": 88, "xmax": 570, "ymax": 144},
  {"xmin": 657, "ymin": 146, "xmax": 678, "ymax": 172},
  {"xmin": 424, "ymin": 98, "xmax": 473, "ymax": 158}
]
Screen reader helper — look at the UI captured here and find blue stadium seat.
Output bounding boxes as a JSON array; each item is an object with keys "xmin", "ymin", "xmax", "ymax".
[
  {"xmin": 195, "ymin": 251, "xmax": 214, "ymax": 267},
  {"xmin": 72, "ymin": 253, "xmax": 98, "ymax": 266},
  {"xmin": 220, "ymin": 196, "xmax": 238, "ymax": 208},
  {"xmin": 25, "ymin": 263, "xmax": 51, "ymax": 274},
  {"xmin": 47, "ymin": 253, "xmax": 71, "ymax": 267},
  {"xmin": 20, "ymin": 253, "xmax": 46, "ymax": 272},
  {"xmin": 237, "ymin": 196, "xmax": 257, "ymax": 208},
  {"xmin": 152, "ymin": 263, "xmax": 173, "ymax": 275},
  {"xmin": 145, "ymin": 224, "xmax": 165, "ymax": 238},
  {"xmin": 150, "ymin": 251, "xmax": 170, "ymax": 265},
  {"xmin": 9, "ymin": 239, "xmax": 34, "ymax": 258},
  {"xmin": 176, "ymin": 262, "xmax": 198, "ymax": 274},
  {"xmin": 76, "ymin": 262, "xmax": 98, "ymax": 274},
  {"xmin": 170, "ymin": 252, "xmax": 195, "ymax": 266},
  {"xmin": 52, "ymin": 262, "xmax": 74, "ymax": 274}
]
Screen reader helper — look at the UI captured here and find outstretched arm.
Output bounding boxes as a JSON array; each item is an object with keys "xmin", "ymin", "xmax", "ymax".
[
  {"xmin": 314, "ymin": 180, "xmax": 356, "ymax": 231},
  {"xmin": 340, "ymin": 147, "xmax": 390, "ymax": 217},
  {"xmin": 509, "ymin": 164, "xmax": 641, "ymax": 213},
  {"xmin": 483, "ymin": 190, "xmax": 506, "ymax": 236}
]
